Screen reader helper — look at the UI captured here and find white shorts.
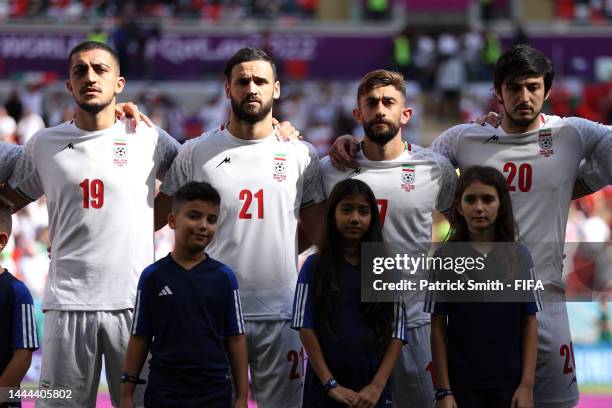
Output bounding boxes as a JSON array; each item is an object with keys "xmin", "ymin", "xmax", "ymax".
[
  {"xmin": 390, "ymin": 323, "xmax": 435, "ymax": 408},
  {"xmin": 534, "ymin": 301, "xmax": 579, "ymax": 408},
  {"xmin": 36, "ymin": 310, "xmax": 142, "ymax": 408},
  {"xmin": 245, "ymin": 320, "xmax": 303, "ymax": 408}
]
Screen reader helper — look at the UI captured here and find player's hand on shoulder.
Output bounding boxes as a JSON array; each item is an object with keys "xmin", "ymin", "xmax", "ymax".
[
  {"xmin": 511, "ymin": 384, "xmax": 534, "ymax": 408},
  {"xmin": 472, "ymin": 111, "xmax": 503, "ymax": 127},
  {"xmin": 352, "ymin": 383, "xmax": 384, "ymax": 408},
  {"xmin": 435, "ymin": 395, "xmax": 458, "ymax": 408},
  {"xmin": 330, "ymin": 134, "xmax": 360, "ymax": 171},
  {"xmin": 273, "ymin": 118, "xmax": 302, "ymax": 141},
  {"xmin": 115, "ymin": 102, "xmax": 154, "ymax": 127},
  {"xmin": 328, "ymin": 384, "xmax": 360, "ymax": 406}
]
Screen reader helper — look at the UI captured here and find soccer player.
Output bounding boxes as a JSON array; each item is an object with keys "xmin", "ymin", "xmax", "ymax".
[
  {"xmin": 120, "ymin": 181, "xmax": 248, "ymax": 408},
  {"xmin": 331, "ymin": 45, "xmax": 611, "ymax": 408},
  {"xmin": 1, "ymin": 41, "xmax": 180, "ymax": 408},
  {"xmin": 158, "ymin": 47, "xmax": 325, "ymax": 408},
  {"xmin": 0, "ymin": 196, "xmax": 39, "ymax": 408},
  {"xmin": 320, "ymin": 70, "xmax": 457, "ymax": 407}
]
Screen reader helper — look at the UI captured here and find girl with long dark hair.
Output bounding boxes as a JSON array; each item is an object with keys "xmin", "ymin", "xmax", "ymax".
[
  {"xmin": 427, "ymin": 166, "xmax": 541, "ymax": 408},
  {"xmin": 291, "ymin": 179, "xmax": 407, "ymax": 408}
]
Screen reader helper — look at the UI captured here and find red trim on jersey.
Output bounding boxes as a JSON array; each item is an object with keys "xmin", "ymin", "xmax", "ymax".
[
  {"xmin": 539, "ymin": 114, "xmax": 545, "ymax": 124},
  {"xmin": 407, "ymin": 143, "xmax": 412, "ymax": 152}
]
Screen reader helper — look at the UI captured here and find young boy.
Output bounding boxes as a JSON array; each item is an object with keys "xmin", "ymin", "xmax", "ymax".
[
  {"xmin": 120, "ymin": 181, "xmax": 248, "ymax": 408},
  {"xmin": 0, "ymin": 196, "xmax": 38, "ymax": 408}
]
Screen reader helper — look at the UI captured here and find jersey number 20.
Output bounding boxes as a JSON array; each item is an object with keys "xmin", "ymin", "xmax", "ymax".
[
  {"xmin": 79, "ymin": 179, "xmax": 104, "ymax": 208},
  {"xmin": 503, "ymin": 162, "xmax": 532, "ymax": 192}
]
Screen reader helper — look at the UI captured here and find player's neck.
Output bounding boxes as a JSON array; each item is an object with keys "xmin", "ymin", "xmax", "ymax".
[
  {"xmin": 362, "ymin": 135, "xmax": 404, "ymax": 161},
  {"xmin": 74, "ymin": 105, "xmax": 117, "ymax": 132},
  {"xmin": 171, "ymin": 248, "xmax": 207, "ymax": 270},
  {"xmin": 227, "ymin": 114, "xmax": 274, "ymax": 140},
  {"xmin": 501, "ymin": 114, "xmax": 541, "ymax": 134}
]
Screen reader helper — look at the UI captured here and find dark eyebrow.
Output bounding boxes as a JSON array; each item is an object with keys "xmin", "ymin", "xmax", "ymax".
[{"xmin": 365, "ymin": 96, "xmax": 396, "ymax": 103}]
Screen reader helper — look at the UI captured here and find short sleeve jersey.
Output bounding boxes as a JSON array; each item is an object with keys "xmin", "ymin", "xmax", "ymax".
[
  {"xmin": 160, "ymin": 126, "xmax": 325, "ymax": 320},
  {"xmin": 131, "ymin": 254, "xmax": 244, "ymax": 393},
  {"xmin": 0, "ymin": 142, "xmax": 22, "ymax": 183},
  {"xmin": 0, "ymin": 270, "xmax": 39, "ymax": 376},
  {"xmin": 320, "ymin": 143, "xmax": 457, "ymax": 328},
  {"xmin": 9, "ymin": 120, "xmax": 179, "ymax": 310},
  {"xmin": 430, "ymin": 115, "xmax": 610, "ymax": 288}
]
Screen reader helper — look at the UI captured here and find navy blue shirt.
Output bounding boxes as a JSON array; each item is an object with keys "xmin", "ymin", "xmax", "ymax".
[
  {"xmin": 131, "ymin": 254, "xmax": 244, "ymax": 393},
  {"xmin": 0, "ymin": 270, "xmax": 39, "ymax": 376},
  {"xmin": 426, "ymin": 244, "xmax": 540, "ymax": 389},
  {"xmin": 292, "ymin": 255, "xmax": 407, "ymax": 407}
]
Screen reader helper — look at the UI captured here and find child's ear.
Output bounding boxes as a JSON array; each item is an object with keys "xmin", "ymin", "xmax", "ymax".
[
  {"xmin": 0, "ymin": 232, "xmax": 8, "ymax": 251},
  {"xmin": 168, "ymin": 213, "xmax": 177, "ymax": 230}
]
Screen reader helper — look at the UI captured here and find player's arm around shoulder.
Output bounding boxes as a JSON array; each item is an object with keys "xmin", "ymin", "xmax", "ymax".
[{"xmin": 430, "ymin": 123, "xmax": 474, "ymax": 165}]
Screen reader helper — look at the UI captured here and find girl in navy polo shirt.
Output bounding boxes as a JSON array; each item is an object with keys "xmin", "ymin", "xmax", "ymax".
[
  {"xmin": 292, "ymin": 179, "xmax": 407, "ymax": 408},
  {"xmin": 428, "ymin": 166, "xmax": 540, "ymax": 408}
]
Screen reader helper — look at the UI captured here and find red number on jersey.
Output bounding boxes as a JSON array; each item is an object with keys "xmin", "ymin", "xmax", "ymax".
[
  {"xmin": 560, "ymin": 342, "xmax": 576, "ymax": 374},
  {"xmin": 287, "ymin": 348, "xmax": 304, "ymax": 380},
  {"xmin": 238, "ymin": 189, "xmax": 264, "ymax": 219},
  {"xmin": 79, "ymin": 179, "xmax": 104, "ymax": 209},
  {"xmin": 425, "ymin": 360, "xmax": 437, "ymax": 389},
  {"xmin": 503, "ymin": 162, "xmax": 532, "ymax": 192},
  {"xmin": 376, "ymin": 199, "xmax": 388, "ymax": 227}
]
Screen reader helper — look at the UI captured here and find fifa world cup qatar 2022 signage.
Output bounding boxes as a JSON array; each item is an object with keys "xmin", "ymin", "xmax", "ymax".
[{"xmin": 0, "ymin": 31, "xmax": 393, "ymax": 80}]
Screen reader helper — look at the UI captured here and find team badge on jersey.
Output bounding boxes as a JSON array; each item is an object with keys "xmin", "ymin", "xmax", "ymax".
[
  {"xmin": 538, "ymin": 128, "xmax": 554, "ymax": 157},
  {"xmin": 273, "ymin": 153, "xmax": 287, "ymax": 182},
  {"xmin": 401, "ymin": 164, "xmax": 415, "ymax": 192},
  {"xmin": 113, "ymin": 138, "xmax": 128, "ymax": 167}
]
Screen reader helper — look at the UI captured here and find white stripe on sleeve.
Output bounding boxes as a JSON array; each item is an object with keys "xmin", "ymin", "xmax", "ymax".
[
  {"xmin": 298, "ymin": 283, "xmax": 308, "ymax": 327},
  {"xmin": 131, "ymin": 290, "xmax": 141, "ymax": 334},
  {"xmin": 293, "ymin": 283, "xmax": 303, "ymax": 327},
  {"xmin": 31, "ymin": 305, "xmax": 39, "ymax": 348},
  {"xmin": 233, "ymin": 289, "xmax": 245, "ymax": 333},
  {"xmin": 21, "ymin": 304, "xmax": 28, "ymax": 348}
]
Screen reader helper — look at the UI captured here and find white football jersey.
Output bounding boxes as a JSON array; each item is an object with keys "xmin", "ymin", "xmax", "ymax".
[
  {"xmin": 0, "ymin": 142, "xmax": 22, "ymax": 182},
  {"xmin": 160, "ymin": 125, "xmax": 325, "ymax": 320},
  {"xmin": 320, "ymin": 143, "xmax": 457, "ymax": 328},
  {"xmin": 431, "ymin": 115, "xmax": 611, "ymax": 288},
  {"xmin": 9, "ymin": 120, "xmax": 179, "ymax": 311}
]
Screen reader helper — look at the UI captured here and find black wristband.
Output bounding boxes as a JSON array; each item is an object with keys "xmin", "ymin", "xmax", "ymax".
[
  {"xmin": 323, "ymin": 377, "xmax": 338, "ymax": 393},
  {"xmin": 121, "ymin": 372, "xmax": 147, "ymax": 385},
  {"xmin": 434, "ymin": 388, "xmax": 453, "ymax": 401}
]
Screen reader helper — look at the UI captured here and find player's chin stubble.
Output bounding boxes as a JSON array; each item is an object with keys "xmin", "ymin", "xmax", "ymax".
[{"xmin": 231, "ymin": 97, "xmax": 273, "ymax": 124}]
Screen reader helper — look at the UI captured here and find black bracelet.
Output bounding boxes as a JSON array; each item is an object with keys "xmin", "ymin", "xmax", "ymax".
[
  {"xmin": 434, "ymin": 388, "xmax": 453, "ymax": 401},
  {"xmin": 121, "ymin": 372, "xmax": 147, "ymax": 385}
]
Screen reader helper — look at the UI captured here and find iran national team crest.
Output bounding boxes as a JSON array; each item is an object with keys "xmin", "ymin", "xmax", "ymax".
[
  {"xmin": 538, "ymin": 128, "xmax": 554, "ymax": 157},
  {"xmin": 273, "ymin": 153, "xmax": 287, "ymax": 182},
  {"xmin": 113, "ymin": 138, "xmax": 128, "ymax": 167},
  {"xmin": 401, "ymin": 164, "xmax": 415, "ymax": 192}
]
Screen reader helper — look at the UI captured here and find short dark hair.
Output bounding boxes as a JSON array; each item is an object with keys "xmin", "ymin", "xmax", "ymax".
[
  {"xmin": 68, "ymin": 41, "xmax": 121, "ymax": 73},
  {"xmin": 493, "ymin": 44, "xmax": 554, "ymax": 95},
  {"xmin": 172, "ymin": 181, "xmax": 221, "ymax": 213},
  {"xmin": 223, "ymin": 47, "xmax": 277, "ymax": 80},
  {"xmin": 0, "ymin": 195, "xmax": 14, "ymax": 237},
  {"xmin": 357, "ymin": 70, "xmax": 406, "ymax": 105}
]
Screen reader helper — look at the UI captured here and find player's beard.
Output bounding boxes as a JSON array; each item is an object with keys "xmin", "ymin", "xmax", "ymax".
[
  {"xmin": 231, "ymin": 95, "xmax": 273, "ymax": 124},
  {"xmin": 363, "ymin": 117, "xmax": 401, "ymax": 146},
  {"xmin": 504, "ymin": 105, "xmax": 542, "ymax": 129}
]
